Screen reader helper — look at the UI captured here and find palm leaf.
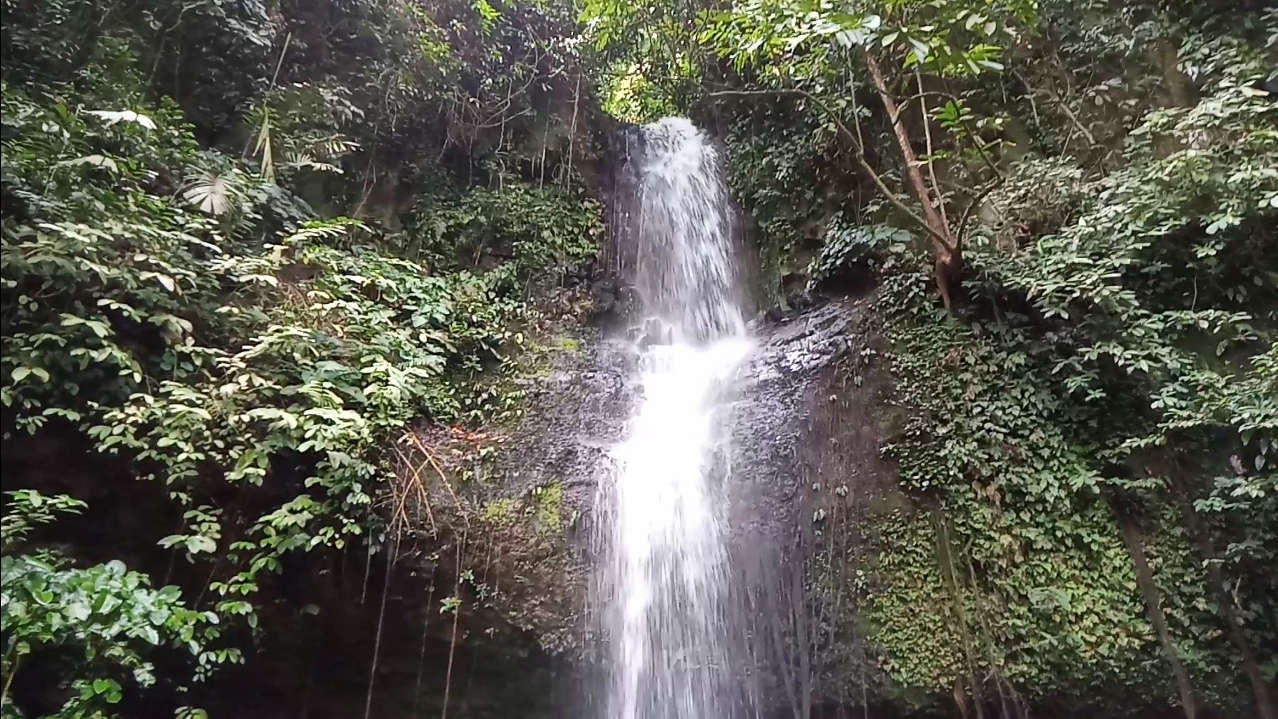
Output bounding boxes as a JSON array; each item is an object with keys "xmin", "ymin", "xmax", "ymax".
[
  {"xmin": 183, "ymin": 171, "xmax": 240, "ymax": 216},
  {"xmin": 252, "ymin": 109, "xmax": 275, "ymax": 182}
]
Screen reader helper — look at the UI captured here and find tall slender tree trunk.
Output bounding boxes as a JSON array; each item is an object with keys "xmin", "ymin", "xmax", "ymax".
[
  {"xmin": 935, "ymin": 511, "xmax": 987, "ymax": 719},
  {"xmin": 1109, "ymin": 497, "xmax": 1198, "ymax": 719},
  {"xmin": 864, "ymin": 52, "xmax": 961, "ymax": 310},
  {"xmin": 1170, "ymin": 478, "xmax": 1275, "ymax": 719}
]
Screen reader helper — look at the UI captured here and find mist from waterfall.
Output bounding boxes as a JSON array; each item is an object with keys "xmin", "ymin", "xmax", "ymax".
[{"xmin": 594, "ymin": 117, "xmax": 754, "ymax": 719}]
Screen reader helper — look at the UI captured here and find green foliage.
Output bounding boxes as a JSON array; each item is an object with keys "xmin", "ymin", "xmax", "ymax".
[
  {"xmin": 580, "ymin": 0, "xmax": 704, "ymax": 113},
  {"xmin": 703, "ymin": 0, "xmax": 1034, "ymax": 79},
  {"xmin": 975, "ymin": 83, "xmax": 1277, "ymax": 448},
  {"xmin": 9, "ymin": 0, "xmax": 1272, "ymax": 714},
  {"xmin": 406, "ymin": 183, "xmax": 603, "ymax": 288},
  {"xmin": 2, "ymin": 491, "xmax": 229, "ymax": 719},
  {"xmin": 863, "ymin": 512, "xmax": 965, "ymax": 695},
  {"xmin": 598, "ymin": 63, "xmax": 679, "ymax": 125},
  {"xmin": 1, "ymin": 491, "xmax": 86, "ymax": 546},
  {"xmin": 842, "ymin": 62, "xmax": 1275, "ymax": 719},
  {"xmin": 2, "ymin": 49, "xmax": 593, "ymax": 703},
  {"xmin": 807, "ymin": 220, "xmax": 911, "ymax": 286},
  {"xmin": 243, "ymin": 84, "xmax": 363, "ymax": 183},
  {"xmin": 699, "ymin": 0, "xmax": 1277, "ymax": 712},
  {"xmin": 872, "ymin": 275, "xmax": 1202, "ymax": 706},
  {"xmin": 1, "ymin": 0, "xmax": 602, "ymax": 711}
]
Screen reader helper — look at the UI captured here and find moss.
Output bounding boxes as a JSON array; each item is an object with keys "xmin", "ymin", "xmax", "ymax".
[
  {"xmin": 514, "ymin": 345, "xmax": 556, "ymax": 381},
  {"xmin": 478, "ymin": 483, "xmax": 563, "ymax": 535},
  {"xmin": 554, "ymin": 336, "xmax": 581, "ymax": 353},
  {"xmin": 532, "ymin": 482, "xmax": 563, "ymax": 534},
  {"xmin": 504, "ymin": 330, "xmax": 581, "ymax": 386},
  {"xmin": 481, "ymin": 498, "xmax": 517, "ymax": 525}
]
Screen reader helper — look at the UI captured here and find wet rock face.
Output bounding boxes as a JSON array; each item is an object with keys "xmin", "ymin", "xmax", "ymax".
[
  {"xmin": 726, "ymin": 296, "xmax": 904, "ymax": 714},
  {"xmin": 747, "ymin": 300, "xmax": 859, "ymax": 382},
  {"xmin": 500, "ymin": 330, "xmax": 636, "ymax": 507},
  {"xmin": 718, "ymin": 301, "xmax": 865, "ymax": 706},
  {"xmin": 587, "ymin": 276, "xmax": 642, "ymax": 330},
  {"xmin": 728, "ymin": 300, "xmax": 861, "ymax": 546},
  {"xmin": 452, "ymin": 325, "xmax": 640, "ymax": 661},
  {"xmin": 466, "ymin": 291, "xmax": 895, "ymax": 718}
]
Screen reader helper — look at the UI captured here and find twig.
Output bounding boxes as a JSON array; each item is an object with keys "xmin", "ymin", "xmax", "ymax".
[
  {"xmin": 1012, "ymin": 70, "xmax": 1041, "ymax": 127},
  {"xmin": 410, "ymin": 576, "xmax": 438, "ymax": 719},
  {"xmin": 894, "ymin": 89, "xmax": 959, "ymax": 117},
  {"xmin": 957, "ymin": 175, "xmax": 1003, "ymax": 247},
  {"xmin": 441, "ymin": 537, "xmax": 466, "ymax": 719},
  {"xmin": 916, "ymin": 66, "xmax": 950, "ymax": 231},
  {"xmin": 1, "ymin": 656, "xmax": 20, "ymax": 707},
  {"xmin": 360, "ymin": 539, "xmax": 374, "ymax": 604},
  {"xmin": 408, "ymin": 433, "xmax": 471, "ymax": 532},
  {"xmin": 242, "ymin": 31, "xmax": 292, "ymax": 162},
  {"xmin": 1026, "ymin": 68, "xmax": 1097, "ymax": 149},
  {"xmin": 393, "ymin": 443, "xmax": 438, "ymax": 535},
  {"xmin": 565, "ymin": 72, "xmax": 582, "ymax": 190},
  {"xmin": 363, "ymin": 539, "xmax": 396, "ymax": 719},
  {"xmin": 145, "ymin": 4, "xmax": 193, "ymax": 91}
]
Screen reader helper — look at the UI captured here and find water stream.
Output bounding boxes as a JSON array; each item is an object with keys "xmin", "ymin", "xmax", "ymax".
[{"xmin": 597, "ymin": 117, "xmax": 755, "ymax": 719}]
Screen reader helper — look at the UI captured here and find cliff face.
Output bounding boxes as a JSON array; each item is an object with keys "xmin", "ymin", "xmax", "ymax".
[
  {"xmin": 443, "ymin": 289, "xmax": 902, "ymax": 717},
  {"xmin": 438, "ymin": 119, "xmax": 912, "ymax": 716},
  {"xmin": 724, "ymin": 297, "xmax": 904, "ymax": 715}
]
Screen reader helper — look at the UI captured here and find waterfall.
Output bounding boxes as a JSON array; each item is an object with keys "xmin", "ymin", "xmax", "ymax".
[{"xmin": 596, "ymin": 117, "xmax": 754, "ymax": 719}]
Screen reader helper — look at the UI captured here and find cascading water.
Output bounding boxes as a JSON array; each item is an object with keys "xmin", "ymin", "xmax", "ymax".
[{"xmin": 596, "ymin": 117, "xmax": 754, "ymax": 719}]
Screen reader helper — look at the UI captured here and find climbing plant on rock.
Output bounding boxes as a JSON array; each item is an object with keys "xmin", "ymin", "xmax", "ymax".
[{"xmin": 673, "ymin": 0, "xmax": 1278, "ymax": 716}]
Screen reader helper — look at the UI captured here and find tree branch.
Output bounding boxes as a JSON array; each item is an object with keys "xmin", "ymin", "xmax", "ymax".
[
  {"xmin": 916, "ymin": 66, "xmax": 950, "ymax": 231},
  {"xmin": 863, "ymin": 53, "xmax": 957, "ymax": 256},
  {"xmin": 895, "ymin": 90, "xmax": 958, "ymax": 117},
  {"xmin": 957, "ymin": 175, "xmax": 1002, "ymax": 249}
]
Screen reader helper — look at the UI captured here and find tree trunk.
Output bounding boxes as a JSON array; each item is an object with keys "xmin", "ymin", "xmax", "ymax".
[
  {"xmin": 1170, "ymin": 478, "xmax": 1275, "ymax": 719},
  {"xmin": 935, "ymin": 511, "xmax": 987, "ymax": 719},
  {"xmin": 1110, "ymin": 497, "xmax": 1198, "ymax": 719},
  {"xmin": 864, "ymin": 52, "xmax": 961, "ymax": 310}
]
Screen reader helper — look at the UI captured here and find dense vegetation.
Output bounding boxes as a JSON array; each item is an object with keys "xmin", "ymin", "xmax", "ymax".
[
  {"xmin": 2, "ymin": 0, "xmax": 1275, "ymax": 717},
  {"xmin": 2, "ymin": 0, "xmax": 601, "ymax": 715},
  {"xmin": 580, "ymin": 0, "xmax": 1276, "ymax": 716}
]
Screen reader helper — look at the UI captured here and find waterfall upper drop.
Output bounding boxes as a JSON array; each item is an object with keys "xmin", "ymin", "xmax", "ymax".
[
  {"xmin": 596, "ymin": 117, "xmax": 754, "ymax": 719},
  {"xmin": 631, "ymin": 118, "xmax": 748, "ymax": 344}
]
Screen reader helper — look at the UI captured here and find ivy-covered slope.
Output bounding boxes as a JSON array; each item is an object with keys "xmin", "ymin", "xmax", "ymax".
[
  {"xmin": 742, "ymin": 13, "xmax": 1276, "ymax": 719},
  {"xmin": 838, "ymin": 83, "xmax": 1278, "ymax": 714},
  {"xmin": 0, "ymin": 0, "xmax": 607, "ymax": 714}
]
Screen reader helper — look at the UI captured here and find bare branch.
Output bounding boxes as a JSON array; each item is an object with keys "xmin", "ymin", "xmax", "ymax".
[
  {"xmin": 895, "ymin": 90, "xmax": 958, "ymax": 117},
  {"xmin": 957, "ymin": 175, "xmax": 1002, "ymax": 249}
]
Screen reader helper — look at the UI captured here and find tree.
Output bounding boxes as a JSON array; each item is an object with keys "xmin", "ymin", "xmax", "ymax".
[{"xmin": 701, "ymin": 0, "xmax": 1035, "ymax": 310}]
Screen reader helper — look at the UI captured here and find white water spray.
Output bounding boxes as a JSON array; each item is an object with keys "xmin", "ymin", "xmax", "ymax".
[{"xmin": 599, "ymin": 117, "xmax": 754, "ymax": 719}]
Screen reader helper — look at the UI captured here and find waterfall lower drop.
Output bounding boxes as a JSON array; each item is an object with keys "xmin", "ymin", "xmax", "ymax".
[{"xmin": 598, "ymin": 117, "xmax": 754, "ymax": 719}]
